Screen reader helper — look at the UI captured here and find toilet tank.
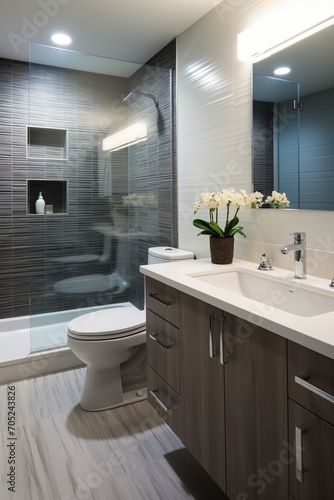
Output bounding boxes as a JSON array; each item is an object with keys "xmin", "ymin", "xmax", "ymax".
[{"xmin": 148, "ymin": 246, "xmax": 194, "ymax": 264}]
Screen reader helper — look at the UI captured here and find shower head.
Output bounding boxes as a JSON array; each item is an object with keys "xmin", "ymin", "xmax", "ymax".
[{"xmin": 123, "ymin": 91, "xmax": 159, "ymax": 108}]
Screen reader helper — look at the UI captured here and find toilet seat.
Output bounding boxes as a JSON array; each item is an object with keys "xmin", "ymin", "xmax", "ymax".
[{"xmin": 67, "ymin": 306, "xmax": 146, "ymax": 341}]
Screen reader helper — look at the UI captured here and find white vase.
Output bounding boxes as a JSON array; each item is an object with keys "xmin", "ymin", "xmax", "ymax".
[
  {"xmin": 35, "ymin": 192, "xmax": 45, "ymax": 215},
  {"xmin": 111, "ymin": 208, "xmax": 128, "ymax": 232}
]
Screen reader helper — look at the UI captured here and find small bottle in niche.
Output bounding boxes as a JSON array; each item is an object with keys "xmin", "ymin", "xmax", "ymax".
[{"xmin": 35, "ymin": 192, "xmax": 45, "ymax": 215}]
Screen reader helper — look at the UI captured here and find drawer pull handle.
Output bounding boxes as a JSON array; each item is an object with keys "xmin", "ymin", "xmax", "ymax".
[
  {"xmin": 209, "ymin": 312, "xmax": 215, "ymax": 358},
  {"xmin": 149, "ymin": 333, "xmax": 172, "ymax": 350},
  {"xmin": 296, "ymin": 425, "xmax": 307, "ymax": 483},
  {"xmin": 149, "ymin": 293, "xmax": 173, "ymax": 307},
  {"xmin": 220, "ymin": 315, "xmax": 229, "ymax": 365},
  {"xmin": 149, "ymin": 389, "xmax": 174, "ymax": 412},
  {"xmin": 295, "ymin": 375, "xmax": 334, "ymax": 404}
]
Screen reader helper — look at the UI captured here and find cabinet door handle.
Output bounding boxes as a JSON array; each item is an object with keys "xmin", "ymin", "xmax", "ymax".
[
  {"xmin": 149, "ymin": 389, "xmax": 174, "ymax": 412},
  {"xmin": 295, "ymin": 375, "xmax": 334, "ymax": 404},
  {"xmin": 149, "ymin": 332, "xmax": 172, "ymax": 350},
  {"xmin": 148, "ymin": 293, "xmax": 173, "ymax": 307},
  {"xmin": 296, "ymin": 425, "xmax": 307, "ymax": 483},
  {"xmin": 220, "ymin": 315, "xmax": 229, "ymax": 365},
  {"xmin": 209, "ymin": 312, "xmax": 215, "ymax": 358}
]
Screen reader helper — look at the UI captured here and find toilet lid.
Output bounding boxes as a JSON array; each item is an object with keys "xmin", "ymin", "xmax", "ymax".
[{"xmin": 67, "ymin": 306, "xmax": 146, "ymax": 340}]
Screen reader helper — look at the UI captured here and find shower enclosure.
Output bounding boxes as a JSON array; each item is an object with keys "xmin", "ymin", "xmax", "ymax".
[{"xmin": 0, "ymin": 43, "xmax": 176, "ymax": 363}]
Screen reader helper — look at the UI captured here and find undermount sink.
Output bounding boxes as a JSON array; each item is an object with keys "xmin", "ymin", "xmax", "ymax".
[{"xmin": 190, "ymin": 269, "xmax": 334, "ymax": 317}]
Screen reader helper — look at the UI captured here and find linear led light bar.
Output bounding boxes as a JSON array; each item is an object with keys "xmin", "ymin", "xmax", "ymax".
[
  {"xmin": 238, "ymin": 0, "xmax": 334, "ymax": 63},
  {"xmin": 102, "ymin": 123, "xmax": 147, "ymax": 152}
]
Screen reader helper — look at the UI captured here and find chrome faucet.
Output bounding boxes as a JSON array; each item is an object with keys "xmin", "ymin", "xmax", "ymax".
[
  {"xmin": 280, "ymin": 232, "xmax": 307, "ymax": 279},
  {"xmin": 258, "ymin": 252, "xmax": 273, "ymax": 271}
]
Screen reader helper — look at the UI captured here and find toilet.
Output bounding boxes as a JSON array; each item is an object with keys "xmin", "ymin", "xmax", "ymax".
[{"xmin": 67, "ymin": 246, "xmax": 194, "ymax": 411}]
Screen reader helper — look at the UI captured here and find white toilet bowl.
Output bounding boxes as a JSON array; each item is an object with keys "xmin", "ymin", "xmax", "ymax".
[
  {"xmin": 68, "ymin": 306, "xmax": 146, "ymax": 411},
  {"xmin": 67, "ymin": 246, "xmax": 194, "ymax": 412}
]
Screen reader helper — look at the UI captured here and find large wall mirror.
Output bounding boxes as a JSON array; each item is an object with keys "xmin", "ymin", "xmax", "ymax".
[{"xmin": 252, "ymin": 24, "xmax": 334, "ymax": 210}]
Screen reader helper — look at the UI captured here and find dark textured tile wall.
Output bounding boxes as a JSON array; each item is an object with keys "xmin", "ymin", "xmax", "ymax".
[
  {"xmin": 252, "ymin": 100, "xmax": 274, "ymax": 198},
  {"xmin": 0, "ymin": 40, "xmax": 177, "ymax": 321},
  {"xmin": 128, "ymin": 40, "xmax": 177, "ymax": 309},
  {"xmin": 0, "ymin": 59, "xmax": 130, "ymax": 319}
]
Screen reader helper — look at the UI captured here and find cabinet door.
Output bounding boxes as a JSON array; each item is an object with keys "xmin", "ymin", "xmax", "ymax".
[
  {"xmin": 179, "ymin": 293, "xmax": 226, "ymax": 492},
  {"xmin": 224, "ymin": 313, "xmax": 288, "ymax": 500},
  {"xmin": 289, "ymin": 400, "xmax": 334, "ymax": 500}
]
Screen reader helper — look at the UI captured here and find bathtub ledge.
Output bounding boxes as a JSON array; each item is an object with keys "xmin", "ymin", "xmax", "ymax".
[{"xmin": 0, "ymin": 347, "xmax": 84, "ymax": 385}]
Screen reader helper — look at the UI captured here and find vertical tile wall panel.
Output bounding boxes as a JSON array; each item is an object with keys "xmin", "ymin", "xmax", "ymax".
[
  {"xmin": 128, "ymin": 40, "xmax": 177, "ymax": 309},
  {"xmin": 0, "ymin": 59, "xmax": 128, "ymax": 319},
  {"xmin": 0, "ymin": 40, "xmax": 177, "ymax": 320}
]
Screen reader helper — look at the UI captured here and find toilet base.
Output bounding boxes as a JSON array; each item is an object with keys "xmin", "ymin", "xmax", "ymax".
[
  {"xmin": 79, "ymin": 385, "xmax": 147, "ymax": 412},
  {"xmin": 68, "ymin": 335, "xmax": 147, "ymax": 412}
]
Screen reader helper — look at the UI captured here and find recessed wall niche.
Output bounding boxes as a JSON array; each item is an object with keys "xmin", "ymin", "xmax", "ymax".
[
  {"xmin": 27, "ymin": 180, "xmax": 68, "ymax": 215},
  {"xmin": 26, "ymin": 126, "xmax": 68, "ymax": 159}
]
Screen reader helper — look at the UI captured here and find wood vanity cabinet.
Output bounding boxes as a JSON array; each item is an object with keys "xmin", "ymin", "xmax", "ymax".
[
  {"xmin": 177, "ymin": 289, "xmax": 288, "ymax": 497},
  {"xmin": 287, "ymin": 341, "xmax": 334, "ymax": 500},
  {"xmin": 179, "ymin": 293, "xmax": 226, "ymax": 492},
  {"xmin": 146, "ymin": 277, "xmax": 182, "ymax": 435},
  {"xmin": 224, "ymin": 312, "xmax": 288, "ymax": 499},
  {"xmin": 145, "ymin": 278, "xmax": 290, "ymax": 498}
]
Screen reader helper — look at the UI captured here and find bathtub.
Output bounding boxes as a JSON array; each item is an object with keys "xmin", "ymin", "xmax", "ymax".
[
  {"xmin": 0, "ymin": 302, "xmax": 133, "ymax": 382},
  {"xmin": 0, "ymin": 315, "xmax": 30, "ymax": 362}
]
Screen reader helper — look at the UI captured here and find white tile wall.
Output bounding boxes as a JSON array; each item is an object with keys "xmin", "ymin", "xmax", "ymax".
[{"xmin": 177, "ymin": 0, "xmax": 334, "ymax": 279}]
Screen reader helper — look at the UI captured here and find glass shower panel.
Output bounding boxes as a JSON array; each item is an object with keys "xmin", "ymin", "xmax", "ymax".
[
  {"xmin": 27, "ymin": 46, "xmax": 133, "ymax": 351},
  {"xmin": 27, "ymin": 45, "xmax": 173, "ymax": 352},
  {"xmin": 126, "ymin": 66, "xmax": 174, "ymax": 309}
]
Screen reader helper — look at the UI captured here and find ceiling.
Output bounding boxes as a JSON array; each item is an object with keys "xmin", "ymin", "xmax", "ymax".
[{"xmin": 0, "ymin": 0, "xmax": 215, "ymax": 65}]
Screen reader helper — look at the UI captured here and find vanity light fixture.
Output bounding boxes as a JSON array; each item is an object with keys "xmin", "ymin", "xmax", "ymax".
[
  {"xmin": 102, "ymin": 123, "xmax": 147, "ymax": 152},
  {"xmin": 237, "ymin": 0, "xmax": 334, "ymax": 62},
  {"xmin": 51, "ymin": 33, "xmax": 72, "ymax": 46},
  {"xmin": 273, "ymin": 67, "xmax": 291, "ymax": 76}
]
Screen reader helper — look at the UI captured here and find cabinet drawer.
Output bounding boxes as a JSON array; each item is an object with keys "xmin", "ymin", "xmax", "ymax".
[
  {"xmin": 147, "ymin": 365, "xmax": 181, "ymax": 435},
  {"xmin": 289, "ymin": 400, "xmax": 334, "ymax": 500},
  {"xmin": 145, "ymin": 277, "xmax": 179, "ymax": 326},
  {"xmin": 288, "ymin": 341, "xmax": 334, "ymax": 425},
  {"xmin": 147, "ymin": 310, "xmax": 180, "ymax": 393}
]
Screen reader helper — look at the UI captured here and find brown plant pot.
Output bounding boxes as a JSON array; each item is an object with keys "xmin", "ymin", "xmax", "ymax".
[{"xmin": 209, "ymin": 236, "xmax": 234, "ymax": 265}]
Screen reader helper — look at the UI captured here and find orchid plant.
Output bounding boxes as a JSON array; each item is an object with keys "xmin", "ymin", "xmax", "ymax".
[
  {"xmin": 264, "ymin": 191, "xmax": 290, "ymax": 209},
  {"xmin": 193, "ymin": 188, "xmax": 289, "ymax": 238}
]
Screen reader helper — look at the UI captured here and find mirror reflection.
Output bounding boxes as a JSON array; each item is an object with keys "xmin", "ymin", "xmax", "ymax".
[{"xmin": 252, "ymin": 23, "xmax": 334, "ymax": 210}]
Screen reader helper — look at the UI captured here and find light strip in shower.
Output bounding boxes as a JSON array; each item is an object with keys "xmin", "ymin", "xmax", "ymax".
[{"xmin": 102, "ymin": 123, "xmax": 147, "ymax": 152}]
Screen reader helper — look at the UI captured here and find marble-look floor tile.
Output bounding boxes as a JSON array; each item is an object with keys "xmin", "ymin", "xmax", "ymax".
[
  {"xmin": 1, "ymin": 368, "xmax": 86, "ymax": 428},
  {"xmin": 0, "ymin": 421, "xmax": 62, "ymax": 500},
  {"xmin": 105, "ymin": 451, "xmax": 226, "ymax": 500},
  {"xmin": 0, "ymin": 368, "xmax": 226, "ymax": 500},
  {"xmin": 161, "ymin": 449, "xmax": 227, "ymax": 499},
  {"xmin": 64, "ymin": 401, "xmax": 183, "ymax": 469},
  {"xmin": 23, "ymin": 368, "xmax": 86, "ymax": 423},
  {"xmin": 41, "ymin": 410, "xmax": 127, "ymax": 499},
  {"xmin": 0, "ymin": 383, "xmax": 9, "ymax": 432},
  {"xmin": 40, "ymin": 400, "xmax": 185, "ymax": 498}
]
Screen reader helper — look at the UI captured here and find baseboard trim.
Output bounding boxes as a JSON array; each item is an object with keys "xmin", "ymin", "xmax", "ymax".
[{"xmin": 0, "ymin": 347, "xmax": 84, "ymax": 385}]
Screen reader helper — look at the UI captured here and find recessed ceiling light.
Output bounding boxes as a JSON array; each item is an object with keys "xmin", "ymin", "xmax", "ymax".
[
  {"xmin": 273, "ymin": 66, "xmax": 291, "ymax": 76},
  {"xmin": 51, "ymin": 33, "xmax": 72, "ymax": 46}
]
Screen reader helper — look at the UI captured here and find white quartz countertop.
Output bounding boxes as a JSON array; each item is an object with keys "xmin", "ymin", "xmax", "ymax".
[{"xmin": 140, "ymin": 258, "xmax": 334, "ymax": 360}]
